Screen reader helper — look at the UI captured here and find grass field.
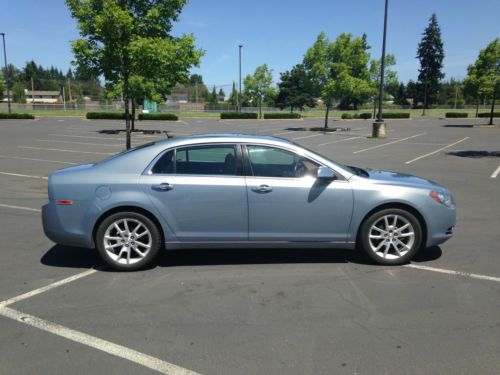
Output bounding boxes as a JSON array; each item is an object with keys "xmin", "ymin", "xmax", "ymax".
[{"xmin": 0, "ymin": 107, "xmax": 493, "ymax": 119}]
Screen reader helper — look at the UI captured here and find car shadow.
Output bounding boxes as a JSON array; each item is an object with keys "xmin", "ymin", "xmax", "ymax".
[
  {"xmin": 446, "ymin": 150, "xmax": 500, "ymax": 158},
  {"xmin": 41, "ymin": 244, "xmax": 443, "ymax": 270}
]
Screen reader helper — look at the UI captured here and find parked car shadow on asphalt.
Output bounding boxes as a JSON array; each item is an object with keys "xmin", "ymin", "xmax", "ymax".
[{"xmin": 41, "ymin": 245, "xmax": 442, "ymax": 271}]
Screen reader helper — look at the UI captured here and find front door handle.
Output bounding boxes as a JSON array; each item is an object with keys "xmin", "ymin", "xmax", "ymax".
[
  {"xmin": 251, "ymin": 184, "xmax": 273, "ymax": 193},
  {"xmin": 152, "ymin": 183, "xmax": 173, "ymax": 192}
]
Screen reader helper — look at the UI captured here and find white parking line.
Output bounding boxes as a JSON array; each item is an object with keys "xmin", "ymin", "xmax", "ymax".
[
  {"xmin": 405, "ymin": 137, "xmax": 470, "ymax": 164},
  {"xmin": 49, "ymin": 134, "xmax": 124, "ymax": 142},
  {"xmin": 0, "ymin": 269, "xmax": 98, "ymax": 307},
  {"xmin": 490, "ymin": 165, "xmax": 500, "ymax": 178},
  {"xmin": 19, "ymin": 146, "xmax": 113, "ymax": 155},
  {"xmin": 0, "ymin": 268, "xmax": 199, "ymax": 375},
  {"xmin": 35, "ymin": 139, "xmax": 124, "ymax": 147},
  {"xmin": 273, "ymin": 131, "xmax": 296, "ymax": 136},
  {"xmin": 257, "ymin": 127, "xmax": 285, "ymax": 133},
  {"xmin": 0, "ymin": 308, "xmax": 200, "ymax": 375},
  {"xmin": 0, "ymin": 155, "xmax": 76, "ymax": 165},
  {"xmin": 292, "ymin": 133, "xmax": 323, "ymax": 141},
  {"xmin": 404, "ymin": 264, "xmax": 500, "ymax": 283},
  {"xmin": 0, "ymin": 171, "xmax": 48, "ymax": 180},
  {"xmin": 318, "ymin": 136, "xmax": 364, "ymax": 147},
  {"xmin": 0, "ymin": 203, "xmax": 41, "ymax": 212},
  {"xmin": 353, "ymin": 133, "xmax": 426, "ymax": 154}
]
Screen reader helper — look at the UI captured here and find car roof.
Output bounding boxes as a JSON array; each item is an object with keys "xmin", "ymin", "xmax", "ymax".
[{"xmin": 161, "ymin": 133, "xmax": 293, "ymax": 145}]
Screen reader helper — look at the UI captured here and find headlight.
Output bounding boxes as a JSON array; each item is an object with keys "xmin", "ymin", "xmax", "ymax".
[{"xmin": 430, "ymin": 190, "xmax": 454, "ymax": 208}]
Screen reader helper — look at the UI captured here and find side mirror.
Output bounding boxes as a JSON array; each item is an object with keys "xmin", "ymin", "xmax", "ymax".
[{"xmin": 317, "ymin": 166, "xmax": 336, "ymax": 180}]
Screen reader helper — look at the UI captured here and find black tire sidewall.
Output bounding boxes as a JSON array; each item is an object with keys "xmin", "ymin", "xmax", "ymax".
[
  {"xmin": 96, "ymin": 212, "xmax": 162, "ymax": 271},
  {"xmin": 360, "ymin": 208, "xmax": 422, "ymax": 265}
]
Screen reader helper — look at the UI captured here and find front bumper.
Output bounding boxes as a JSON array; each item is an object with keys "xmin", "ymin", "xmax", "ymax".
[{"xmin": 425, "ymin": 204, "xmax": 456, "ymax": 247}]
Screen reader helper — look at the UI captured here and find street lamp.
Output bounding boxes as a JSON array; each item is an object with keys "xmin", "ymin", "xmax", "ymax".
[
  {"xmin": 373, "ymin": 0, "xmax": 389, "ymax": 138},
  {"xmin": 0, "ymin": 33, "xmax": 11, "ymax": 114},
  {"xmin": 238, "ymin": 44, "xmax": 243, "ymax": 112}
]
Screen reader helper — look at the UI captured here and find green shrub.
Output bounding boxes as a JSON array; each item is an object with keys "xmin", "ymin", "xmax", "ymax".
[
  {"xmin": 263, "ymin": 112, "xmax": 301, "ymax": 119},
  {"xmin": 478, "ymin": 112, "xmax": 500, "ymax": 118},
  {"xmin": 138, "ymin": 113, "xmax": 178, "ymax": 121},
  {"xmin": 445, "ymin": 112, "xmax": 468, "ymax": 118},
  {"xmin": 220, "ymin": 112, "xmax": 258, "ymax": 119},
  {"xmin": 0, "ymin": 112, "xmax": 35, "ymax": 119},
  {"xmin": 341, "ymin": 113, "xmax": 354, "ymax": 119},
  {"xmin": 379, "ymin": 112, "xmax": 410, "ymax": 119},
  {"xmin": 359, "ymin": 112, "xmax": 372, "ymax": 119},
  {"xmin": 86, "ymin": 112, "xmax": 126, "ymax": 120}
]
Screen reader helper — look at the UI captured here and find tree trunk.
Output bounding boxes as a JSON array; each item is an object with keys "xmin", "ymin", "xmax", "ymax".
[
  {"xmin": 131, "ymin": 99, "xmax": 136, "ymax": 131},
  {"xmin": 124, "ymin": 72, "xmax": 131, "ymax": 150},
  {"xmin": 324, "ymin": 99, "xmax": 331, "ymax": 129},
  {"xmin": 489, "ymin": 90, "xmax": 496, "ymax": 126}
]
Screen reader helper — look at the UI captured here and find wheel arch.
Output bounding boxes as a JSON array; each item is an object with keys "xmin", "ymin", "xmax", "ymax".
[
  {"xmin": 355, "ymin": 202, "xmax": 427, "ymax": 247},
  {"xmin": 92, "ymin": 205, "xmax": 165, "ymax": 248}
]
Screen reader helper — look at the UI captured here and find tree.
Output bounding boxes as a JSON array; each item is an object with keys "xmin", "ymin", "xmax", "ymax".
[
  {"xmin": 417, "ymin": 13, "xmax": 444, "ymax": 111},
  {"xmin": 464, "ymin": 38, "xmax": 500, "ymax": 125},
  {"xmin": 12, "ymin": 82, "xmax": 26, "ymax": 103},
  {"xmin": 207, "ymin": 85, "xmax": 218, "ymax": 105},
  {"xmin": 370, "ymin": 54, "xmax": 398, "ymax": 116},
  {"xmin": 0, "ymin": 72, "xmax": 5, "ymax": 100},
  {"xmin": 228, "ymin": 81, "xmax": 238, "ymax": 106},
  {"xmin": 218, "ymin": 88, "xmax": 225, "ymax": 100},
  {"xmin": 275, "ymin": 64, "xmax": 315, "ymax": 112},
  {"xmin": 304, "ymin": 32, "xmax": 373, "ymax": 128},
  {"xmin": 66, "ymin": 0, "xmax": 204, "ymax": 149},
  {"xmin": 393, "ymin": 83, "xmax": 407, "ymax": 106},
  {"xmin": 243, "ymin": 64, "xmax": 275, "ymax": 118}
]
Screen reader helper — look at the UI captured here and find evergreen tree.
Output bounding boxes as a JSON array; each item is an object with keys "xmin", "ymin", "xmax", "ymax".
[
  {"xmin": 417, "ymin": 13, "xmax": 445, "ymax": 109},
  {"xmin": 393, "ymin": 83, "xmax": 407, "ymax": 106},
  {"xmin": 275, "ymin": 64, "xmax": 315, "ymax": 112},
  {"xmin": 228, "ymin": 81, "xmax": 238, "ymax": 106}
]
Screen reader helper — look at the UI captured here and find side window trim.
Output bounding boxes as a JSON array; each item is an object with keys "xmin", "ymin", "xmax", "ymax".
[
  {"xmin": 147, "ymin": 143, "xmax": 243, "ymax": 177},
  {"xmin": 243, "ymin": 143, "xmax": 323, "ymax": 179}
]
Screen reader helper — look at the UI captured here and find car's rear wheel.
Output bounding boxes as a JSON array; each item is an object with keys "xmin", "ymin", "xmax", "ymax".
[
  {"xmin": 96, "ymin": 212, "xmax": 162, "ymax": 271},
  {"xmin": 359, "ymin": 208, "xmax": 422, "ymax": 265}
]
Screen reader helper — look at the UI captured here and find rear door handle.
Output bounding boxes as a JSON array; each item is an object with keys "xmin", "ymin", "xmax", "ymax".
[
  {"xmin": 251, "ymin": 184, "xmax": 273, "ymax": 193},
  {"xmin": 152, "ymin": 183, "xmax": 173, "ymax": 192}
]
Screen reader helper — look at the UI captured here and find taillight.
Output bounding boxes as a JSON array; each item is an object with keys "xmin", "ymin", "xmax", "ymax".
[{"xmin": 56, "ymin": 200, "xmax": 73, "ymax": 205}]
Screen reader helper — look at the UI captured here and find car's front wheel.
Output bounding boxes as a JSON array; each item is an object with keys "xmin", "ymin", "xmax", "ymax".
[
  {"xmin": 359, "ymin": 208, "xmax": 423, "ymax": 265},
  {"xmin": 96, "ymin": 212, "xmax": 162, "ymax": 271}
]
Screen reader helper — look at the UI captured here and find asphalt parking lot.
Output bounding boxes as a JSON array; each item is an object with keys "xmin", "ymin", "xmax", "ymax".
[{"xmin": 0, "ymin": 115, "xmax": 499, "ymax": 374}]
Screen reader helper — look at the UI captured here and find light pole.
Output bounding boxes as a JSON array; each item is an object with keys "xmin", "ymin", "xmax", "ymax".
[
  {"xmin": 373, "ymin": 0, "xmax": 389, "ymax": 138},
  {"xmin": 238, "ymin": 44, "xmax": 242, "ymax": 112},
  {"xmin": 0, "ymin": 33, "xmax": 11, "ymax": 114}
]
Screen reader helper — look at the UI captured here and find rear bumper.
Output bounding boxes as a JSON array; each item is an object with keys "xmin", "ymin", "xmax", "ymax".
[{"xmin": 42, "ymin": 201, "xmax": 93, "ymax": 248}]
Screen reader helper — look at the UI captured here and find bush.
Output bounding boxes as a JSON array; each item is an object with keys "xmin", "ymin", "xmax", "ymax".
[
  {"xmin": 478, "ymin": 112, "xmax": 500, "ymax": 118},
  {"xmin": 263, "ymin": 112, "xmax": 301, "ymax": 119},
  {"xmin": 445, "ymin": 112, "xmax": 468, "ymax": 118},
  {"xmin": 0, "ymin": 112, "xmax": 35, "ymax": 119},
  {"xmin": 86, "ymin": 112, "xmax": 126, "ymax": 120},
  {"xmin": 379, "ymin": 112, "xmax": 410, "ymax": 119},
  {"xmin": 341, "ymin": 113, "xmax": 354, "ymax": 119},
  {"xmin": 220, "ymin": 112, "xmax": 258, "ymax": 119},
  {"xmin": 359, "ymin": 112, "xmax": 372, "ymax": 119},
  {"xmin": 138, "ymin": 113, "xmax": 178, "ymax": 121}
]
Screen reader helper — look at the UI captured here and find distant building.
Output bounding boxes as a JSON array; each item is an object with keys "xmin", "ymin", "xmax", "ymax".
[
  {"xmin": 25, "ymin": 90, "xmax": 61, "ymax": 104},
  {"xmin": 166, "ymin": 93, "xmax": 188, "ymax": 104}
]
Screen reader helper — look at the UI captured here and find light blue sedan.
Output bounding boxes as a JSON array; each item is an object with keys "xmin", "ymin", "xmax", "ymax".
[{"xmin": 42, "ymin": 134, "xmax": 456, "ymax": 270}]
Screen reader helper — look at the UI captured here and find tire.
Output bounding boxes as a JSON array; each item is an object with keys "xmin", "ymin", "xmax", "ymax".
[
  {"xmin": 95, "ymin": 211, "xmax": 162, "ymax": 271},
  {"xmin": 359, "ymin": 208, "xmax": 423, "ymax": 265}
]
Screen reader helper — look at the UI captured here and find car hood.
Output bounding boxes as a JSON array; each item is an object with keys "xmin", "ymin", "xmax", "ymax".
[{"xmin": 364, "ymin": 168, "xmax": 443, "ymax": 189}]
